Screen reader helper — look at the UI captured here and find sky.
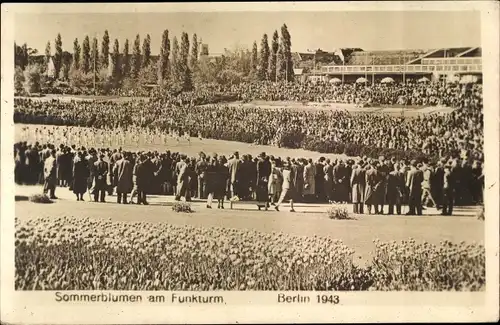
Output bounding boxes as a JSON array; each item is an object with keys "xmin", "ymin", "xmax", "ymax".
[{"xmin": 14, "ymin": 11, "xmax": 481, "ymax": 55}]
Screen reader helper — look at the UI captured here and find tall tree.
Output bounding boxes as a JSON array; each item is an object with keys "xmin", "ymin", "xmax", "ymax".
[
  {"xmin": 72, "ymin": 38, "xmax": 81, "ymax": 70},
  {"xmin": 111, "ymin": 39, "xmax": 121, "ymax": 80},
  {"xmin": 53, "ymin": 33, "xmax": 63, "ymax": 79},
  {"xmin": 81, "ymin": 36, "xmax": 91, "ymax": 74},
  {"xmin": 122, "ymin": 39, "xmax": 130, "ymax": 77},
  {"xmin": 130, "ymin": 34, "xmax": 141, "ymax": 78},
  {"xmin": 280, "ymin": 23, "xmax": 294, "ymax": 81},
  {"xmin": 158, "ymin": 29, "xmax": 170, "ymax": 84},
  {"xmin": 44, "ymin": 41, "xmax": 51, "ymax": 69},
  {"xmin": 142, "ymin": 34, "xmax": 151, "ymax": 68},
  {"xmin": 101, "ymin": 30, "xmax": 110, "ymax": 68},
  {"xmin": 171, "ymin": 36, "xmax": 179, "ymax": 81},
  {"xmin": 258, "ymin": 34, "xmax": 270, "ymax": 81},
  {"xmin": 91, "ymin": 37, "xmax": 99, "ymax": 73},
  {"xmin": 190, "ymin": 33, "xmax": 198, "ymax": 70},
  {"xmin": 268, "ymin": 30, "xmax": 279, "ymax": 82},
  {"xmin": 251, "ymin": 41, "xmax": 258, "ymax": 72},
  {"xmin": 179, "ymin": 32, "xmax": 192, "ymax": 90}
]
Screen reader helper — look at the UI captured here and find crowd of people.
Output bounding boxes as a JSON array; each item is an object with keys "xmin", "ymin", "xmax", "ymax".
[
  {"xmin": 14, "ymin": 141, "xmax": 484, "ymax": 214},
  {"xmin": 14, "ymin": 95, "xmax": 483, "ymax": 163},
  {"xmin": 210, "ymin": 81, "xmax": 482, "ymax": 108}
]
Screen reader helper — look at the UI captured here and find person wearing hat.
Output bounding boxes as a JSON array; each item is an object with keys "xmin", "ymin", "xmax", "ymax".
[
  {"xmin": 275, "ymin": 161, "xmax": 296, "ymax": 212},
  {"xmin": 441, "ymin": 162, "xmax": 455, "ymax": 216},
  {"xmin": 113, "ymin": 151, "xmax": 133, "ymax": 204},
  {"xmin": 364, "ymin": 160, "xmax": 380, "ymax": 215},
  {"xmin": 350, "ymin": 160, "xmax": 365, "ymax": 214},
  {"xmin": 303, "ymin": 158, "xmax": 316, "ymax": 203},
  {"xmin": 72, "ymin": 151, "xmax": 89, "ymax": 201},
  {"xmin": 256, "ymin": 152, "xmax": 271, "ymax": 210},
  {"xmin": 227, "ymin": 151, "xmax": 241, "ymax": 201},
  {"xmin": 93, "ymin": 153, "xmax": 109, "ymax": 203},
  {"xmin": 323, "ymin": 158, "xmax": 334, "ymax": 204},
  {"xmin": 386, "ymin": 163, "xmax": 404, "ymax": 215},
  {"xmin": 405, "ymin": 159, "xmax": 424, "ymax": 216}
]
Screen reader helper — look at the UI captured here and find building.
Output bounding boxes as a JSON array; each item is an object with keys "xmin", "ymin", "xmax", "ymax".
[{"xmin": 299, "ymin": 47, "xmax": 482, "ymax": 84}]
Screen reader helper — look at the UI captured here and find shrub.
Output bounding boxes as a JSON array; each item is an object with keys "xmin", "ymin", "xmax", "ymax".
[
  {"xmin": 327, "ymin": 205, "xmax": 353, "ymax": 220},
  {"xmin": 172, "ymin": 202, "xmax": 193, "ymax": 213},
  {"xmin": 29, "ymin": 194, "xmax": 53, "ymax": 204}
]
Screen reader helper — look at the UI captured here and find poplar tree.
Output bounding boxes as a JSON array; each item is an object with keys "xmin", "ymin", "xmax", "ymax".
[
  {"xmin": 258, "ymin": 34, "xmax": 269, "ymax": 80},
  {"xmin": 101, "ymin": 30, "xmax": 110, "ymax": 68},
  {"xmin": 91, "ymin": 37, "xmax": 99, "ymax": 73},
  {"xmin": 81, "ymin": 36, "xmax": 91, "ymax": 74},
  {"xmin": 72, "ymin": 38, "xmax": 81, "ymax": 70},
  {"xmin": 122, "ymin": 39, "xmax": 130, "ymax": 77},
  {"xmin": 158, "ymin": 29, "xmax": 170, "ymax": 83},
  {"xmin": 179, "ymin": 32, "xmax": 192, "ymax": 90},
  {"xmin": 111, "ymin": 39, "xmax": 121, "ymax": 80},
  {"xmin": 142, "ymin": 34, "xmax": 151, "ymax": 67},
  {"xmin": 190, "ymin": 33, "xmax": 198, "ymax": 70},
  {"xmin": 130, "ymin": 34, "xmax": 141, "ymax": 78},
  {"xmin": 44, "ymin": 41, "xmax": 51, "ymax": 70},
  {"xmin": 53, "ymin": 34, "xmax": 63, "ymax": 78},
  {"xmin": 268, "ymin": 30, "xmax": 279, "ymax": 82},
  {"xmin": 251, "ymin": 41, "xmax": 258, "ymax": 73},
  {"xmin": 281, "ymin": 23, "xmax": 294, "ymax": 82},
  {"xmin": 171, "ymin": 36, "xmax": 179, "ymax": 81}
]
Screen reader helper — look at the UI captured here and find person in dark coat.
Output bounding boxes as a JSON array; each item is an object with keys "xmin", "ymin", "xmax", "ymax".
[
  {"xmin": 323, "ymin": 159, "xmax": 334, "ymax": 203},
  {"xmin": 386, "ymin": 163, "xmax": 404, "ymax": 215},
  {"xmin": 256, "ymin": 152, "xmax": 271, "ymax": 210},
  {"xmin": 72, "ymin": 152, "xmax": 89, "ymax": 201},
  {"xmin": 314, "ymin": 157, "xmax": 325, "ymax": 202},
  {"xmin": 406, "ymin": 160, "xmax": 424, "ymax": 215},
  {"xmin": 133, "ymin": 154, "xmax": 148, "ymax": 205},
  {"xmin": 364, "ymin": 161, "xmax": 379, "ymax": 214},
  {"xmin": 113, "ymin": 152, "xmax": 134, "ymax": 204},
  {"xmin": 214, "ymin": 156, "xmax": 229, "ymax": 208},
  {"xmin": 93, "ymin": 154, "xmax": 109, "ymax": 203},
  {"xmin": 205, "ymin": 156, "xmax": 218, "ymax": 208}
]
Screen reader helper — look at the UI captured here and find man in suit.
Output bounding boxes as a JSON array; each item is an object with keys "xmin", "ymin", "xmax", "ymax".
[
  {"xmin": 387, "ymin": 163, "xmax": 405, "ymax": 215},
  {"xmin": 364, "ymin": 161, "xmax": 379, "ymax": 214},
  {"xmin": 323, "ymin": 159, "xmax": 334, "ymax": 204},
  {"xmin": 93, "ymin": 153, "xmax": 109, "ymax": 203},
  {"xmin": 350, "ymin": 160, "xmax": 365, "ymax": 214},
  {"xmin": 113, "ymin": 152, "xmax": 133, "ymax": 204},
  {"xmin": 314, "ymin": 157, "xmax": 326, "ymax": 202},
  {"xmin": 256, "ymin": 152, "xmax": 271, "ymax": 210},
  {"xmin": 195, "ymin": 152, "xmax": 208, "ymax": 199},
  {"xmin": 441, "ymin": 161, "xmax": 455, "ymax": 215},
  {"xmin": 227, "ymin": 151, "xmax": 241, "ymax": 200},
  {"xmin": 406, "ymin": 160, "xmax": 424, "ymax": 215},
  {"xmin": 43, "ymin": 149, "xmax": 58, "ymax": 199}
]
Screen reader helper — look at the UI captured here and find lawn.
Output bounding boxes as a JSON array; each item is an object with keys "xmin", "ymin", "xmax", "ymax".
[{"xmin": 15, "ymin": 184, "xmax": 484, "ymax": 266}]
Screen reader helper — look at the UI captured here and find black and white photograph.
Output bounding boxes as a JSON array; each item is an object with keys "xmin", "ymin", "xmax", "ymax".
[{"xmin": 1, "ymin": 2, "xmax": 499, "ymax": 324}]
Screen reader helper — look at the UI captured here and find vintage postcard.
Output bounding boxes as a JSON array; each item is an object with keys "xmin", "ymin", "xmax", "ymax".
[{"xmin": 1, "ymin": 1, "xmax": 499, "ymax": 323}]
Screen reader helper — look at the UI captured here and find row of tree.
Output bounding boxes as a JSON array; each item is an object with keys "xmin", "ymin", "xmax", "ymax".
[{"xmin": 14, "ymin": 23, "xmax": 294, "ymax": 94}]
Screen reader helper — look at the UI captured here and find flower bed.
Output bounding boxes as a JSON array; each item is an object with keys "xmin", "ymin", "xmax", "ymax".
[{"xmin": 15, "ymin": 217, "xmax": 485, "ymax": 291}]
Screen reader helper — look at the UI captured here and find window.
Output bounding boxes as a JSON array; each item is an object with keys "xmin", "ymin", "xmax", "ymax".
[
  {"xmin": 473, "ymin": 58, "xmax": 481, "ymax": 64},
  {"xmin": 422, "ymin": 65, "xmax": 428, "ymax": 71},
  {"xmin": 449, "ymin": 59, "xmax": 456, "ymax": 64},
  {"xmin": 465, "ymin": 59, "xmax": 472, "ymax": 64},
  {"xmin": 347, "ymin": 67, "xmax": 352, "ymax": 72},
  {"xmin": 386, "ymin": 66, "xmax": 393, "ymax": 72},
  {"xmin": 379, "ymin": 66, "xmax": 385, "ymax": 72},
  {"xmin": 436, "ymin": 66, "xmax": 443, "ymax": 71},
  {"xmin": 460, "ymin": 65, "xmax": 468, "ymax": 71},
  {"xmin": 366, "ymin": 66, "xmax": 372, "ymax": 72},
  {"xmin": 414, "ymin": 66, "xmax": 422, "ymax": 72},
  {"xmin": 360, "ymin": 67, "xmax": 366, "ymax": 71},
  {"xmin": 428, "ymin": 59, "xmax": 435, "ymax": 64},
  {"xmin": 407, "ymin": 66, "xmax": 414, "ymax": 71},
  {"xmin": 444, "ymin": 65, "xmax": 451, "ymax": 71},
  {"xmin": 334, "ymin": 67, "xmax": 340, "ymax": 72},
  {"xmin": 374, "ymin": 66, "xmax": 379, "ymax": 72},
  {"xmin": 478, "ymin": 64, "xmax": 482, "ymax": 71},
  {"xmin": 452, "ymin": 65, "xmax": 459, "ymax": 71},
  {"xmin": 429, "ymin": 66, "xmax": 435, "ymax": 71}
]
